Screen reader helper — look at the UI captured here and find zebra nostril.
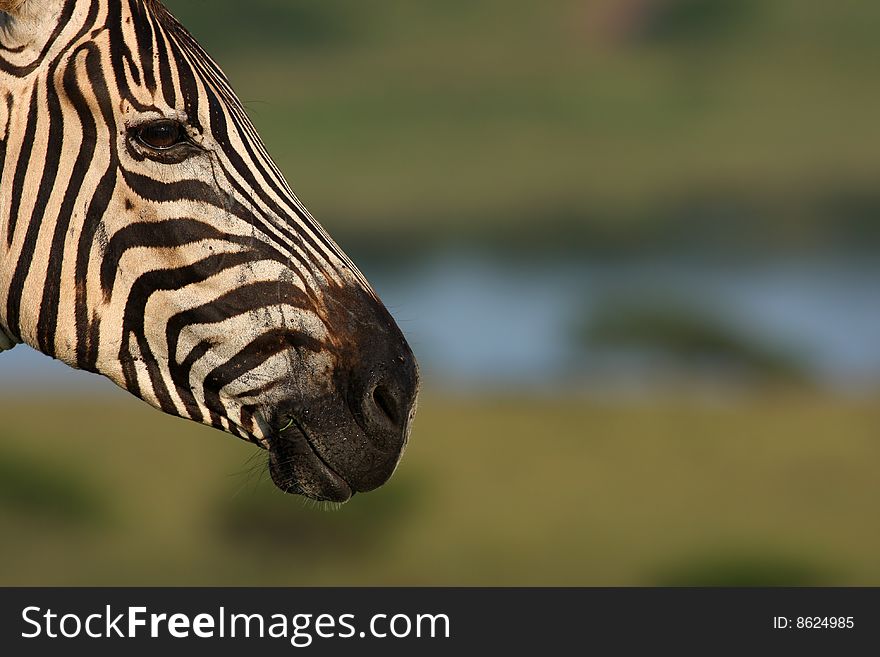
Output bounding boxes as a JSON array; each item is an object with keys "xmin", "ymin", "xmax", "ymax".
[{"xmin": 371, "ymin": 383, "xmax": 401, "ymax": 427}]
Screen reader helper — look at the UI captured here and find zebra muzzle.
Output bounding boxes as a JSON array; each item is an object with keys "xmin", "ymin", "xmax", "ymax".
[
  {"xmin": 264, "ymin": 322, "xmax": 419, "ymax": 502},
  {"xmin": 267, "ymin": 417, "xmax": 353, "ymax": 503}
]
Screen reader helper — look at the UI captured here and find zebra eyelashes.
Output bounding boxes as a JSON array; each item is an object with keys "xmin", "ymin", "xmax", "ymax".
[
  {"xmin": 127, "ymin": 118, "xmax": 202, "ymax": 163},
  {"xmin": 136, "ymin": 119, "xmax": 186, "ymax": 150}
]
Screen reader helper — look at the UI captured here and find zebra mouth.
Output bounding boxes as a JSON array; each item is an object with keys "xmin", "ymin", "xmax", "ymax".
[{"xmin": 267, "ymin": 419, "xmax": 353, "ymax": 502}]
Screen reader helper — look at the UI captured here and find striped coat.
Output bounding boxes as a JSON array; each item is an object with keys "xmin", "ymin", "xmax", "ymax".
[{"xmin": 0, "ymin": 0, "xmax": 418, "ymax": 501}]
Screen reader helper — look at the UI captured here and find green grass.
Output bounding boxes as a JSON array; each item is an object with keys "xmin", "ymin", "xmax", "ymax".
[
  {"xmin": 0, "ymin": 389, "xmax": 878, "ymax": 585},
  {"xmin": 154, "ymin": 0, "xmax": 880, "ymax": 252}
]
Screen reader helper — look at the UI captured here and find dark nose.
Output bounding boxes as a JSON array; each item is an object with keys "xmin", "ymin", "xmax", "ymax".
[
  {"xmin": 305, "ymin": 281, "xmax": 419, "ymax": 496},
  {"xmin": 351, "ymin": 346, "xmax": 419, "ymax": 451},
  {"xmin": 361, "ymin": 357, "xmax": 417, "ymax": 436}
]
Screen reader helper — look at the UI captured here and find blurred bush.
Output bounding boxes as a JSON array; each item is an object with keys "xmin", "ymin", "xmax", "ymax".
[
  {"xmin": 652, "ymin": 550, "xmax": 832, "ymax": 586},
  {"xmin": 637, "ymin": 0, "xmax": 758, "ymax": 45},
  {"xmin": 581, "ymin": 299, "xmax": 808, "ymax": 383},
  {"xmin": 0, "ymin": 444, "xmax": 110, "ymax": 527}
]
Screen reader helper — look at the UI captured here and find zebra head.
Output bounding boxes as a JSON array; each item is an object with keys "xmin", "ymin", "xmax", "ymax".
[{"xmin": 0, "ymin": 0, "xmax": 419, "ymax": 502}]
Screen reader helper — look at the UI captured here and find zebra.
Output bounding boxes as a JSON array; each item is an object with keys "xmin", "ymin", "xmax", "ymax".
[{"xmin": 0, "ymin": 0, "xmax": 419, "ymax": 502}]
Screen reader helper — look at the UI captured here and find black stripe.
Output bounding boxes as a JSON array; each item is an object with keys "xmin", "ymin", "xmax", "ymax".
[
  {"xmin": 37, "ymin": 43, "xmax": 102, "ymax": 355},
  {"xmin": 7, "ymin": 79, "xmax": 64, "ymax": 347},
  {"xmin": 5, "ymin": 88, "xmax": 37, "ymax": 247},
  {"xmin": 165, "ymin": 280, "xmax": 315, "ymax": 421},
  {"xmin": 153, "ymin": 15, "xmax": 177, "ymax": 108},
  {"xmin": 101, "ymin": 218, "xmax": 256, "ymax": 298},
  {"xmin": 201, "ymin": 328, "xmax": 324, "ymax": 421},
  {"xmin": 75, "ymin": 26, "xmax": 120, "ymax": 371},
  {"xmin": 117, "ymin": 167, "xmax": 328, "ymax": 291},
  {"xmin": 0, "ymin": 93, "xmax": 11, "ymax": 183},
  {"xmin": 128, "ymin": 0, "xmax": 156, "ymax": 93},
  {"xmin": 118, "ymin": 250, "xmax": 266, "ymax": 405}
]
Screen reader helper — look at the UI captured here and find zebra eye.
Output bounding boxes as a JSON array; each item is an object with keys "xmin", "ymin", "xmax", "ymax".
[{"xmin": 136, "ymin": 119, "xmax": 186, "ymax": 150}]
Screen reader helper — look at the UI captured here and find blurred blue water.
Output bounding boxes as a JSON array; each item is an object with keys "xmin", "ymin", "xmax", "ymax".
[
  {"xmin": 369, "ymin": 251, "xmax": 880, "ymax": 391},
  {"xmin": 2, "ymin": 251, "xmax": 879, "ymax": 392}
]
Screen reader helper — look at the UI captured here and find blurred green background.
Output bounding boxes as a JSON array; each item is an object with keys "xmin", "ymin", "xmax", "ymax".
[{"xmin": 2, "ymin": 0, "xmax": 879, "ymax": 585}]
